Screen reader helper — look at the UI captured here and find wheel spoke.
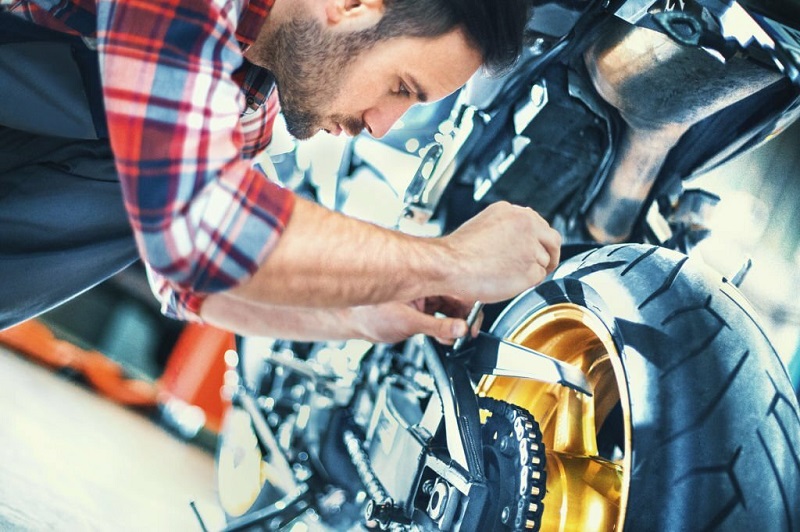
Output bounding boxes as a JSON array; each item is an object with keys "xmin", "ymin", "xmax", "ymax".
[{"xmin": 477, "ymin": 303, "xmax": 630, "ymax": 531}]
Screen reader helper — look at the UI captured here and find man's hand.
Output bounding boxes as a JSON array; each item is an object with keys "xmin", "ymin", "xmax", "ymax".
[
  {"xmin": 442, "ymin": 201, "xmax": 561, "ymax": 303},
  {"xmin": 351, "ymin": 296, "xmax": 483, "ymax": 344}
]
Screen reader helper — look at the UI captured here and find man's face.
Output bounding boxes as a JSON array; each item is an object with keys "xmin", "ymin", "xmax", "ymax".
[{"xmin": 258, "ymin": 17, "xmax": 482, "ymax": 140}]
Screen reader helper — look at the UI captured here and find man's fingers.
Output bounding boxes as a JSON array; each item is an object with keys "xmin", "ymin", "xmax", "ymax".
[
  {"xmin": 544, "ymin": 228, "xmax": 562, "ymax": 272},
  {"xmin": 534, "ymin": 244, "xmax": 551, "ymax": 271},
  {"xmin": 405, "ymin": 306, "xmax": 468, "ymax": 343}
]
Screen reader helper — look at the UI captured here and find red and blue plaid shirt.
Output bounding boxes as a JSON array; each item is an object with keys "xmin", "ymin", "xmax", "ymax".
[{"xmin": 7, "ymin": 0, "xmax": 295, "ymax": 321}]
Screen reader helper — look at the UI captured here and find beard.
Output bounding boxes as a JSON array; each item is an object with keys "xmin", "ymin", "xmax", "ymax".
[{"xmin": 256, "ymin": 17, "xmax": 372, "ymax": 139}]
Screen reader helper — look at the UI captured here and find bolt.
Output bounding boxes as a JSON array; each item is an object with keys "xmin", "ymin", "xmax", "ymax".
[
  {"xmin": 427, "ymin": 481, "xmax": 450, "ymax": 521},
  {"xmin": 422, "ymin": 479, "xmax": 435, "ymax": 495},
  {"xmin": 501, "ymin": 506, "xmax": 511, "ymax": 524},
  {"xmin": 364, "ymin": 499, "xmax": 393, "ymax": 530},
  {"xmin": 499, "ymin": 436, "xmax": 516, "ymax": 457}
]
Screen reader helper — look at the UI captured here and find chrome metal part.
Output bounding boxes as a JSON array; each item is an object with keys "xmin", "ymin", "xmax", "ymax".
[
  {"xmin": 731, "ymin": 257, "xmax": 753, "ymax": 287},
  {"xmin": 424, "ymin": 453, "xmax": 472, "ymax": 496},
  {"xmin": 465, "ymin": 332, "xmax": 593, "ymax": 396},
  {"xmin": 514, "ymin": 81, "xmax": 549, "ymax": 135},
  {"xmin": 426, "ymin": 478, "xmax": 460, "ymax": 530},
  {"xmin": 344, "ymin": 429, "xmax": 391, "ymax": 505},
  {"xmin": 427, "ymin": 480, "xmax": 449, "ymax": 520},
  {"xmin": 364, "ymin": 499, "xmax": 394, "ymax": 530},
  {"xmin": 263, "ymin": 348, "xmax": 338, "ymax": 383},
  {"xmin": 421, "ymin": 338, "xmax": 471, "ymax": 472},
  {"xmin": 613, "ymin": 0, "xmax": 657, "ymax": 24},
  {"xmin": 583, "ymin": 16, "xmax": 780, "ymax": 242},
  {"xmin": 237, "ymin": 392, "xmax": 299, "ymax": 492},
  {"xmin": 453, "ymin": 301, "xmax": 484, "ymax": 352},
  {"xmin": 403, "ymin": 142, "xmax": 443, "ymax": 208},
  {"xmin": 403, "ymin": 104, "xmax": 479, "ymax": 224}
]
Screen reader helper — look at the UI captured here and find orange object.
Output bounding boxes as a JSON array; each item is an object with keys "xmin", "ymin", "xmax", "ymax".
[
  {"xmin": 157, "ymin": 322, "xmax": 234, "ymax": 434},
  {"xmin": 0, "ymin": 319, "xmax": 234, "ymax": 433},
  {"xmin": 0, "ymin": 320, "xmax": 159, "ymax": 407}
]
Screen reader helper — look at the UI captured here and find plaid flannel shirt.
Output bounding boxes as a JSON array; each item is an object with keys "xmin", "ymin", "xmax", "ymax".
[{"xmin": 7, "ymin": 0, "xmax": 295, "ymax": 321}]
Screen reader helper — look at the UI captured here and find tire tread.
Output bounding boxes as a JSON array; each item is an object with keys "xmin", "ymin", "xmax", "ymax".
[{"xmin": 500, "ymin": 244, "xmax": 800, "ymax": 530}]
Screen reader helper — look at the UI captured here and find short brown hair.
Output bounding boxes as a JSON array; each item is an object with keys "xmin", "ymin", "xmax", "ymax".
[{"xmin": 376, "ymin": 0, "xmax": 534, "ymax": 75}]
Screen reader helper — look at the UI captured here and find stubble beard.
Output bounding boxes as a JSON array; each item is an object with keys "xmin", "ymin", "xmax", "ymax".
[{"xmin": 257, "ymin": 18, "xmax": 369, "ymax": 139}]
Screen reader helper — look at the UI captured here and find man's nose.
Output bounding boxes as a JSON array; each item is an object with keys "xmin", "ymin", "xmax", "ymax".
[{"xmin": 364, "ymin": 101, "xmax": 413, "ymax": 139}]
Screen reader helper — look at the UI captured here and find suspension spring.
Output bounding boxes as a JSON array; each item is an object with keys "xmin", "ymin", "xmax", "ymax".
[{"xmin": 343, "ymin": 429, "xmax": 391, "ymax": 505}]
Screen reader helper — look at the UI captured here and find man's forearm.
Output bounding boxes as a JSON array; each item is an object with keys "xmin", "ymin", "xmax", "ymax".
[
  {"xmin": 201, "ymin": 290, "xmax": 360, "ymax": 340},
  {"xmin": 227, "ymin": 196, "xmax": 455, "ymax": 307},
  {"xmin": 199, "ymin": 291, "xmax": 476, "ymax": 344},
  {"xmin": 227, "ymin": 197, "xmax": 561, "ymax": 308}
]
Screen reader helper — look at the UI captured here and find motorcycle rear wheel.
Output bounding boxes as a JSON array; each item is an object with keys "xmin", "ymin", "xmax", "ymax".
[{"xmin": 479, "ymin": 243, "xmax": 800, "ymax": 530}]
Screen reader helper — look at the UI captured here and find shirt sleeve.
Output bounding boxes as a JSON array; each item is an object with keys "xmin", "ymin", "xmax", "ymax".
[
  {"xmin": 148, "ymin": 158, "xmax": 285, "ymax": 321},
  {"xmin": 95, "ymin": 0, "xmax": 295, "ymax": 318}
]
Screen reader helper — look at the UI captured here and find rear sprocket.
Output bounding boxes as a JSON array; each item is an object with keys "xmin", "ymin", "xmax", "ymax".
[{"xmin": 479, "ymin": 396, "xmax": 547, "ymax": 531}]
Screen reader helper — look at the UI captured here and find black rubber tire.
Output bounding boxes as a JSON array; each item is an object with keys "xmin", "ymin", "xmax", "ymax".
[{"xmin": 491, "ymin": 244, "xmax": 800, "ymax": 531}]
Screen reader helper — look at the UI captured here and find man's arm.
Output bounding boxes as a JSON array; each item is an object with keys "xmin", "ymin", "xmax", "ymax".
[
  {"xmin": 200, "ymin": 290, "xmax": 479, "ymax": 343},
  {"xmin": 97, "ymin": 0, "xmax": 296, "ymax": 322},
  {"xmin": 96, "ymin": 0, "xmax": 559, "ymax": 323},
  {"xmin": 226, "ymin": 197, "xmax": 561, "ymax": 308}
]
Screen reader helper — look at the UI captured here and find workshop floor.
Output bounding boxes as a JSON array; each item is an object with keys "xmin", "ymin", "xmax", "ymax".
[{"xmin": 0, "ymin": 346, "xmax": 226, "ymax": 531}]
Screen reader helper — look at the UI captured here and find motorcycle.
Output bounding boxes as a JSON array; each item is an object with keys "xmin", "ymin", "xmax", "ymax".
[{"xmin": 213, "ymin": 0, "xmax": 800, "ymax": 530}]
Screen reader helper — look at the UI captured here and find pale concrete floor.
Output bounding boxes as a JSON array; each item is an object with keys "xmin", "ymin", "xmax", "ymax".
[{"xmin": 0, "ymin": 346, "xmax": 226, "ymax": 531}]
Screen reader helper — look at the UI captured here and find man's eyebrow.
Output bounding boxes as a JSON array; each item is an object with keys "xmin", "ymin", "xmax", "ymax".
[{"xmin": 407, "ymin": 74, "xmax": 428, "ymax": 102}]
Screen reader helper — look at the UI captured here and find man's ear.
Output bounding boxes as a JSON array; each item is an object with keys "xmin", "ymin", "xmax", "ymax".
[{"xmin": 324, "ymin": 0, "xmax": 384, "ymax": 28}]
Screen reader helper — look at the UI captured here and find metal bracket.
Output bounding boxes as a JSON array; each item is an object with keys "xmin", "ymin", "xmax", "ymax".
[
  {"xmin": 422, "ymin": 338, "xmax": 485, "ymax": 480},
  {"xmin": 236, "ymin": 392, "xmax": 300, "ymax": 492},
  {"xmin": 456, "ymin": 332, "xmax": 593, "ymax": 396},
  {"xmin": 402, "ymin": 104, "xmax": 479, "ymax": 224}
]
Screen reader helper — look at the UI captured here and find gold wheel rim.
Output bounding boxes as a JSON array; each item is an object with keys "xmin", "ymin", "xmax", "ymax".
[{"xmin": 476, "ymin": 303, "xmax": 631, "ymax": 531}]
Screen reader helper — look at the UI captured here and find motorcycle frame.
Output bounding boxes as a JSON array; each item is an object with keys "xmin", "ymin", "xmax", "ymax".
[{"xmin": 221, "ymin": 323, "xmax": 597, "ymax": 530}]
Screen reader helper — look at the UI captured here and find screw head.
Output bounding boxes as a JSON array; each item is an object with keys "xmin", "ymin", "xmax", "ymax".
[
  {"xmin": 501, "ymin": 506, "xmax": 511, "ymax": 524},
  {"xmin": 499, "ymin": 436, "xmax": 516, "ymax": 457}
]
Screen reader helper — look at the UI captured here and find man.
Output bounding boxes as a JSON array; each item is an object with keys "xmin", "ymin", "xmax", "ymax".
[{"xmin": 0, "ymin": 0, "xmax": 561, "ymax": 343}]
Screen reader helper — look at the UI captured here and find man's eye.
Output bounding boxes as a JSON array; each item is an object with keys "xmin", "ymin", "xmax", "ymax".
[{"xmin": 398, "ymin": 82, "xmax": 411, "ymax": 97}]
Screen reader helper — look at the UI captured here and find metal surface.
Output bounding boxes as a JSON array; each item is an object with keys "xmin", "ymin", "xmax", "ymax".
[
  {"xmin": 444, "ymin": 356, "xmax": 486, "ymax": 481},
  {"xmin": 263, "ymin": 347, "xmax": 339, "ymax": 383},
  {"xmin": 222, "ymin": 485, "xmax": 309, "ymax": 532},
  {"xmin": 426, "ymin": 479, "xmax": 450, "ymax": 521},
  {"xmin": 477, "ymin": 303, "xmax": 629, "ymax": 531},
  {"xmin": 238, "ymin": 392, "xmax": 298, "ymax": 491},
  {"xmin": 462, "ymin": 331, "xmax": 593, "ymax": 396},
  {"xmin": 583, "ymin": 16, "xmax": 780, "ymax": 243},
  {"xmin": 478, "ymin": 397, "xmax": 547, "ymax": 530},
  {"xmin": 422, "ymin": 339, "xmax": 471, "ymax": 472},
  {"xmin": 452, "ymin": 301, "xmax": 484, "ymax": 351},
  {"xmin": 403, "ymin": 105, "xmax": 479, "ymax": 224},
  {"xmin": 343, "ymin": 430, "xmax": 391, "ymax": 505}
]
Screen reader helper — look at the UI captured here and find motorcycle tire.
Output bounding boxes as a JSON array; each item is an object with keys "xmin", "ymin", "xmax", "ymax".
[{"xmin": 479, "ymin": 243, "xmax": 800, "ymax": 531}]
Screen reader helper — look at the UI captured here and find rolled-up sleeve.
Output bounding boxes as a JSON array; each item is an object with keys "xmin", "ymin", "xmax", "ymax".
[{"xmin": 96, "ymin": 0, "xmax": 294, "ymax": 319}]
